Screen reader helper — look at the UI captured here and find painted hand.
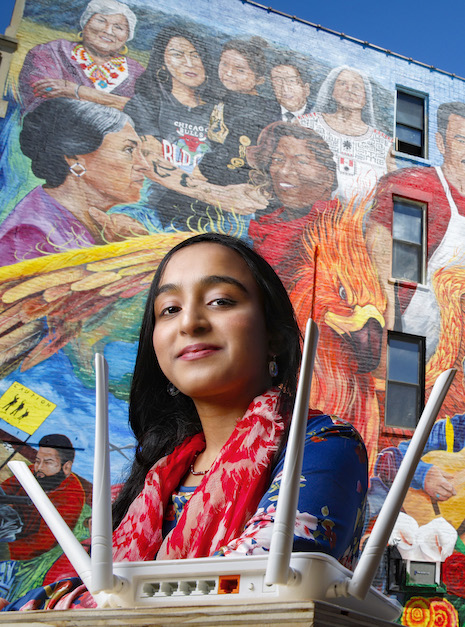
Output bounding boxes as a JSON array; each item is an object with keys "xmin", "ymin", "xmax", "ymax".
[
  {"xmin": 32, "ymin": 78, "xmax": 78, "ymax": 99},
  {"xmin": 424, "ymin": 465, "xmax": 456, "ymax": 501},
  {"xmin": 89, "ymin": 207, "xmax": 149, "ymax": 243}
]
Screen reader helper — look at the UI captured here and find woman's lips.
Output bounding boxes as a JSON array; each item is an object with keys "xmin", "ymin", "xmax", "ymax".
[{"xmin": 178, "ymin": 344, "xmax": 220, "ymax": 360}]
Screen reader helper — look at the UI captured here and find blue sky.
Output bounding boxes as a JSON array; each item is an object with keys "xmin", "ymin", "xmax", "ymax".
[{"xmin": 1, "ymin": 0, "xmax": 464, "ymax": 79}]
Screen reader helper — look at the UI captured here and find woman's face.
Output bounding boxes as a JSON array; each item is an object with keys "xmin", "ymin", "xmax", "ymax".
[
  {"xmin": 218, "ymin": 49, "xmax": 261, "ymax": 94},
  {"xmin": 331, "ymin": 69, "xmax": 366, "ymax": 111},
  {"xmin": 82, "ymin": 13, "xmax": 130, "ymax": 58},
  {"xmin": 153, "ymin": 243, "xmax": 271, "ymax": 411},
  {"xmin": 76, "ymin": 123, "xmax": 149, "ymax": 207},
  {"xmin": 269, "ymin": 135, "xmax": 333, "ymax": 210},
  {"xmin": 164, "ymin": 37, "xmax": 206, "ymax": 90}
]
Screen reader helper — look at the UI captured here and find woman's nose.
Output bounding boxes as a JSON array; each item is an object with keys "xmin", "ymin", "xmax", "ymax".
[
  {"xmin": 180, "ymin": 304, "xmax": 209, "ymax": 335},
  {"xmin": 134, "ymin": 148, "xmax": 150, "ymax": 172},
  {"xmin": 279, "ymin": 158, "xmax": 292, "ymax": 174}
]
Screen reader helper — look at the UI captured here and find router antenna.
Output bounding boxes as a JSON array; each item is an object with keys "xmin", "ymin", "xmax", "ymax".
[
  {"xmin": 346, "ymin": 368, "xmax": 456, "ymax": 600},
  {"xmin": 91, "ymin": 353, "xmax": 114, "ymax": 594},
  {"xmin": 265, "ymin": 319, "xmax": 319, "ymax": 586}
]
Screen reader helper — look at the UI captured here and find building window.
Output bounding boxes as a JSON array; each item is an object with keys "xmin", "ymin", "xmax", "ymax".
[
  {"xmin": 385, "ymin": 332, "xmax": 425, "ymax": 429},
  {"xmin": 395, "ymin": 90, "xmax": 426, "ymax": 158},
  {"xmin": 392, "ymin": 198, "xmax": 425, "ymax": 283}
]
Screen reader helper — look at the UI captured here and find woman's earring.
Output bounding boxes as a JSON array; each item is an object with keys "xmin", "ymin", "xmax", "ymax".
[
  {"xmin": 167, "ymin": 382, "xmax": 180, "ymax": 397},
  {"xmin": 156, "ymin": 66, "xmax": 169, "ymax": 83},
  {"xmin": 119, "ymin": 44, "xmax": 128, "ymax": 56},
  {"xmin": 77, "ymin": 31, "xmax": 83, "ymax": 41},
  {"xmin": 69, "ymin": 162, "xmax": 86, "ymax": 177},
  {"xmin": 269, "ymin": 356, "xmax": 278, "ymax": 378}
]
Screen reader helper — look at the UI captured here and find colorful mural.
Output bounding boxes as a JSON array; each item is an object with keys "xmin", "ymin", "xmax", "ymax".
[{"xmin": 1, "ymin": 0, "xmax": 465, "ymax": 620}]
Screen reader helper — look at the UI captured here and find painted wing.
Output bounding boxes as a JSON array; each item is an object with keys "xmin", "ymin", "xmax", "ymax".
[{"xmin": 0, "ymin": 233, "xmax": 192, "ymax": 375}]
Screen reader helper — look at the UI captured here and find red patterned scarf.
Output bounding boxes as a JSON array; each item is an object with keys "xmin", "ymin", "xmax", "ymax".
[{"xmin": 112, "ymin": 389, "xmax": 286, "ymax": 561}]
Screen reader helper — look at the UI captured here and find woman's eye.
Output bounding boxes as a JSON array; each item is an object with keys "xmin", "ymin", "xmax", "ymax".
[
  {"xmin": 124, "ymin": 146, "xmax": 135, "ymax": 155},
  {"xmin": 160, "ymin": 305, "xmax": 180, "ymax": 316},
  {"xmin": 210, "ymin": 297, "xmax": 235, "ymax": 307},
  {"xmin": 339, "ymin": 285, "xmax": 347, "ymax": 300}
]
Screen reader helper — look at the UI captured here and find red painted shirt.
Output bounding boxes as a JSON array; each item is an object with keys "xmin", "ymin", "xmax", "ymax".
[{"xmin": 2, "ymin": 470, "xmax": 85, "ymax": 560}]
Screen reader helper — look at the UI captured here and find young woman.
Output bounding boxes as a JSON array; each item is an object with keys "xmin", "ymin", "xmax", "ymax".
[
  {"xmin": 2, "ymin": 233, "xmax": 367, "ymax": 610},
  {"xmin": 197, "ymin": 38, "xmax": 281, "ymax": 188},
  {"xmin": 125, "ymin": 32, "xmax": 270, "ymax": 228},
  {"xmin": 123, "ymin": 26, "xmax": 216, "ymax": 228}
]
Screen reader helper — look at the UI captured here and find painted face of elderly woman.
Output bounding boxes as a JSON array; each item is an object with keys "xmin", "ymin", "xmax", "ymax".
[
  {"xmin": 312, "ymin": 65, "xmax": 375, "ymax": 136},
  {"xmin": 19, "ymin": 0, "xmax": 144, "ymax": 113}
]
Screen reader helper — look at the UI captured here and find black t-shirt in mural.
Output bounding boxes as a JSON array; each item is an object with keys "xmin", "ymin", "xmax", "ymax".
[
  {"xmin": 125, "ymin": 87, "xmax": 280, "ymax": 229},
  {"xmin": 198, "ymin": 90, "xmax": 281, "ymax": 186},
  {"xmin": 125, "ymin": 87, "xmax": 212, "ymax": 228}
]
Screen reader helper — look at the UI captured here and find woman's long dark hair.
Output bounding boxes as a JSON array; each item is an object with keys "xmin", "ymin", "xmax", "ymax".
[
  {"xmin": 133, "ymin": 24, "xmax": 213, "ymax": 103},
  {"xmin": 20, "ymin": 98, "xmax": 132, "ymax": 188},
  {"xmin": 112, "ymin": 233, "xmax": 301, "ymax": 528}
]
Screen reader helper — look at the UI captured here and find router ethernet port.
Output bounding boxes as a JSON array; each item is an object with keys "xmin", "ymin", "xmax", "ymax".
[
  {"xmin": 141, "ymin": 582, "xmax": 160, "ymax": 597},
  {"xmin": 160, "ymin": 581, "xmax": 177, "ymax": 596},
  {"xmin": 218, "ymin": 575, "xmax": 240, "ymax": 594},
  {"xmin": 195, "ymin": 579, "xmax": 216, "ymax": 595},
  {"xmin": 176, "ymin": 581, "xmax": 196, "ymax": 595}
]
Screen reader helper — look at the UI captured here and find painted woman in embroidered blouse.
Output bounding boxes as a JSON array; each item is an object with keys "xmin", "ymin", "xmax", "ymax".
[
  {"xmin": 2, "ymin": 233, "xmax": 368, "ymax": 611},
  {"xmin": 18, "ymin": 0, "xmax": 144, "ymax": 113}
]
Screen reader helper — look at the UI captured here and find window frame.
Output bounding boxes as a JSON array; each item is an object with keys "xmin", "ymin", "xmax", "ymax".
[
  {"xmin": 391, "ymin": 196, "xmax": 427, "ymax": 285},
  {"xmin": 384, "ymin": 331, "xmax": 425, "ymax": 430},
  {"xmin": 395, "ymin": 87, "xmax": 428, "ymax": 160}
]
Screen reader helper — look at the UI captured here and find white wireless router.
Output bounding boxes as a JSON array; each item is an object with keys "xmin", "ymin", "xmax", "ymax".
[{"xmin": 8, "ymin": 320, "xmax": 456, "ymax": 622}]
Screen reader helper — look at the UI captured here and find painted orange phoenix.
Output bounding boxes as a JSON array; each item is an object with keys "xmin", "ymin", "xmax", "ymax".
[{"xmin": 290, "ymin": 198, "xmax": 387, "ymax": 470}]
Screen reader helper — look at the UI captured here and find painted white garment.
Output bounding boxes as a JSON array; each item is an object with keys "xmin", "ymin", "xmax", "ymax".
[
  {"xmin": 298, "ymin": 111, "xmax": 392, "ymax": 203},
  {"xmin": 389, "ymin": 512, "xmax": 457, "ymax": 562},
  {"xmin": 402, "ymin": 167, "xmax": 465, "ymax": 359}
]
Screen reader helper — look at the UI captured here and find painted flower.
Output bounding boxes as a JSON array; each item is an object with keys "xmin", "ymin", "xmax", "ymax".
[
  {"xmin": 443, "ymin": 553, "xmax": 465, "ymax": 598},
  {"xmin": 429, "ymin": 598, "xmax": 458, "ymax": 626},
  {"xmin": 401, "ymin": 596, "xmax": 434, "ymax": 627},
  {"xmin": 401, "ymin": 597, "xmax": 459, "ymax": 627}
]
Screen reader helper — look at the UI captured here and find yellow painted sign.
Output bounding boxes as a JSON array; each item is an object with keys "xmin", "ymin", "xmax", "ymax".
[{"xmin": 0, "ymin": 382, "xmax": 56, "ymax": 435}]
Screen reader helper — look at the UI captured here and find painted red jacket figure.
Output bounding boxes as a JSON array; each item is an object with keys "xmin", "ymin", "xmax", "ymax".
[
  {"xmin": 249, "ymin": 199, "xmax": 339, "ymax": 283},
  {"xmin": 368, "ymin": 165, "xmax": 465, "ymax": 313},
  {"xmin": 2, "ymin": 470, "xmax": 85, "ymax": 561},
  {"xmin": 1, "ymin": 434, "xmax": 85, "ymax": 561}
]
